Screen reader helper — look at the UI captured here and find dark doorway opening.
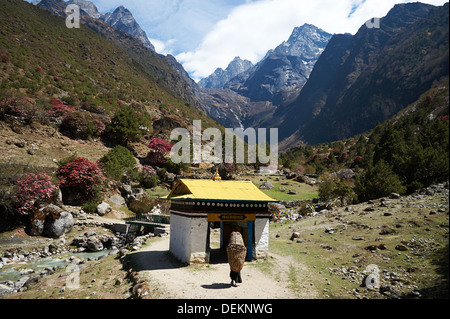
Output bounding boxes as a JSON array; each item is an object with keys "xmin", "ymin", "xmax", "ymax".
[{"xmin": 207, "ymin": 220, "xmax": 254, "ymax": 264}]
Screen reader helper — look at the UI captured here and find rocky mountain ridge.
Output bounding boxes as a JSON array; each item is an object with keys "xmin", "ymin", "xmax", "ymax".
[
  {"xmin": 229, "ymin": 23, "xmax": 332, "ymax": 104},
  {"xmin": 68, "ymin": 0, "xmax": 102, "ymax": 19},
  {"xmin": 36, "ymin": 0, "xmax": 155, "ymax": 51},
  {"xmin": 198, "ymin": 56, "xmax": 254, "ymax": 89},
  {"xmin": 99, "ymin": 5, "xmax": 155, "ymax": 51},
  {"xmin": 199, "ymin": 23, "xmax": 332, "ymax": 129}
]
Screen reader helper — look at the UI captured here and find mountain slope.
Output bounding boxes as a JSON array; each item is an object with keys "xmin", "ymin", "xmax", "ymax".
[
  {"xmin": 279, "ymin": 82, "xmax": 449, "ymax": 195},
  {"xmin": 35, "ymin": 0, "xmax": 206, "ymax": 114},
  {"xmin": 0, "ymin": 0, "xmax": 221, "ymax": 142},
  {"xmin": 280, "ymin": 2, "xmax": 449, "ymax": 148}
]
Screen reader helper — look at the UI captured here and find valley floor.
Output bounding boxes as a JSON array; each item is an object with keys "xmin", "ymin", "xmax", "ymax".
[{"xmin": 1, "ymin": 183, "xmax": 448, "ymax": 300}]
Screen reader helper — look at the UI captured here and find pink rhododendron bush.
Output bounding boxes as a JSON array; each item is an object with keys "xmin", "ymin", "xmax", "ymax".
[{"xmin": 13, "ymin": 172, "xmax": 58, "ymax": 216}]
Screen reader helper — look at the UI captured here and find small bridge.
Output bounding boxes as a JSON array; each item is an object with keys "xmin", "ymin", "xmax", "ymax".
[{"xmin": 125, "ymin": 213, "xmax": 171, "ymax": 236}]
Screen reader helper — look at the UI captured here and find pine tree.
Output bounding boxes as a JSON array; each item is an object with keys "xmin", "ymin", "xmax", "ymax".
[{"xmin": 355, "ymin": 160, "xmax": 406, "ymax": 202}]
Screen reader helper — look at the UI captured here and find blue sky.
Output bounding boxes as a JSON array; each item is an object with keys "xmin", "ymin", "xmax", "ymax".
[
  {"xmin": 91, "ymin": 0, "xmax": 249, "ymax": 55},
  {"xmin": 29, "ymin": 0, "xmax": 448, "ymax": 81}
]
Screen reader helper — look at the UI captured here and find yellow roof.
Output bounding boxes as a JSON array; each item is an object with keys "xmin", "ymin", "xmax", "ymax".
[{"xmin": 166, "ymin": 179, "xmax": 277, "ymax": 202}]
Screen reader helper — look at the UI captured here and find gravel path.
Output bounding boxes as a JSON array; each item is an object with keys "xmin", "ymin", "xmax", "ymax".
[{"xmin": 129, "ymin": 235, "xmax": 314, "ymax": 299}]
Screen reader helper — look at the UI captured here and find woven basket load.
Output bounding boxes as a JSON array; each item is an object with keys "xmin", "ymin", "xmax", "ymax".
[
  {"xmin": 229, "ymin": 231, "xmax": 245, "ymax": 246},
  {"xmin": 227, "ymin": 232, "xmax": 247, "ymax": 272}
]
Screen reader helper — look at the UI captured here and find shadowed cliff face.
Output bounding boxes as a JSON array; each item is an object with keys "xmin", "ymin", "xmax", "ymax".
[{"xmin": 278, "ymin": 2, "xmax": 449, "ymax": 147}]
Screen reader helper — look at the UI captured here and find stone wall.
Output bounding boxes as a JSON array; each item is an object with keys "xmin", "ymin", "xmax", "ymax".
[{"xmin": 169, "ymin": 212, "xmax": 209, "ymax": 264}]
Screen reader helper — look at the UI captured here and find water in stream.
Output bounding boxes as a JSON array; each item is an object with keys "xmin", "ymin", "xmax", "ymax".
[{"xmin": 0, "ymin": 250, "xmax": 111, "ymax": 282}]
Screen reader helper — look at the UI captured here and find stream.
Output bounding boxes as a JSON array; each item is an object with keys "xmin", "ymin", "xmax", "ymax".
[{"xmin": 0, "ymin": 250, "xmax": 111, "ymax": 283}]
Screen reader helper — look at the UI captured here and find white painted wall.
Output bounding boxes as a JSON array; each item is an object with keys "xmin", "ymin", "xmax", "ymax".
[
  {"xmin": 170, "ymin": 212, "xmax": 269, "ymax": 263},
  {"xmin": 169, "ymin": 213, "xmax": 209, "ymax": 264},
  {"xmin": 254, "ymin": 218, "xmax": 269, "ymax": 259}
]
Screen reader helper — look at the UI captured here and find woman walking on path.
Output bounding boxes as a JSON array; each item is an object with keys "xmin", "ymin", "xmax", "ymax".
[{"xmin": 227, "ymin": 231, "xmax": 246, "ymax": 287}]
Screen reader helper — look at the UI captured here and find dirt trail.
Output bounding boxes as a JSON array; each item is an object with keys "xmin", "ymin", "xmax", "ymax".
[{"xmin": 129, "ymin": 235, "xmax": 317, "ymax": 299}]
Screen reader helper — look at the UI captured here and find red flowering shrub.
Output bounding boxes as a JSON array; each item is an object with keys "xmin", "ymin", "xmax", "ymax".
[
  {"xmin": 57, "ymin": 157, "xmax": 104, "ymax": 204},
  {"xmin": 14, "ymin": 172, "xmax": 58, "ymax": 216},
  {"xmin": 47, "ymin": 104, "xmax": 75, "ymax": 117},
  {"xmin": 50, "ymin": 99, "xmax": 63, "ymax": 106},
  {"xmin": 147, "ymin": 138, "xmax": 173, "ymax": 166},
  {"xmin": 0, "ymin": 97, "xmax": 36, "ymax": 118}
]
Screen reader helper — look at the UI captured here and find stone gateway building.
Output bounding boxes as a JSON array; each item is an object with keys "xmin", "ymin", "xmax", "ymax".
[{"xmin": 166, "ymin": 174, "xmax": 277, "ymax": 264}]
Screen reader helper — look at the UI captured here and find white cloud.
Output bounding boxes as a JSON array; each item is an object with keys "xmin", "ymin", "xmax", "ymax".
[
  {"xmin": 149, "ymin": 38, "xmax": 177, "ymax": 56},
  {"xmin": 175, "ymin": 0, "xmax": 448, "ymax": 81},
  {"xmin": 91, "ymin": 0, "xmax": 247, "ymax": 54},
  {"xmin": 30, "ymin": 0, "xmax": 446, "ymax": 81}
]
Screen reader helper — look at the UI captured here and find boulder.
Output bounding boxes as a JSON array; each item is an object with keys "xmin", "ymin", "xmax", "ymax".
[
  {"xmin": 87, "ymin": 237, "xmax": 103, "ymax": 252},
  {"xmin": 109, "ymin": 194, "xmax": 126, "ymax": 206},
  {"xmin": 395, "ymin": 244, "xmax": 408, "ymax": 251},
  {"xmin": 166, "ymin": 172, "xmax": 177, "ymax": 182},
  {"xmin": 0, "ymin": 284, "xmax": 14, "ymax": 296},
  {"xmin": 96, "ymin": 201, "xmax": 111, "ymax": 216},
  {"xmin": 72, "ymin": 236, "xmax": 87, "ymax": 248},
  {"xmin": 120, "ymin": 184, "xmax": 133, "ymax": 196},
  {"xmin": 295, "ymin": 175, "xmax": 316, "ymax": 185},
  {"xmin": 43, "ymin": 207, "xmax": 74, "ymax": 239},
  {"xmin": 259, "ymin": 181, "xmax": 274, "ymax": 190},
  {"xmin": 29, "ymin": 205, "xmax": 73, "ymax": 238},
  {"xmin": 330, "ymin": 169, "xmax": 355, "ymax": 180},
  {"xmin": 290, "ymin": 232, "xmax": 301, "ymax": 240},
  {"xmin": 28, "ymin": 209, "xmax": 46, "ymax": 236}
]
